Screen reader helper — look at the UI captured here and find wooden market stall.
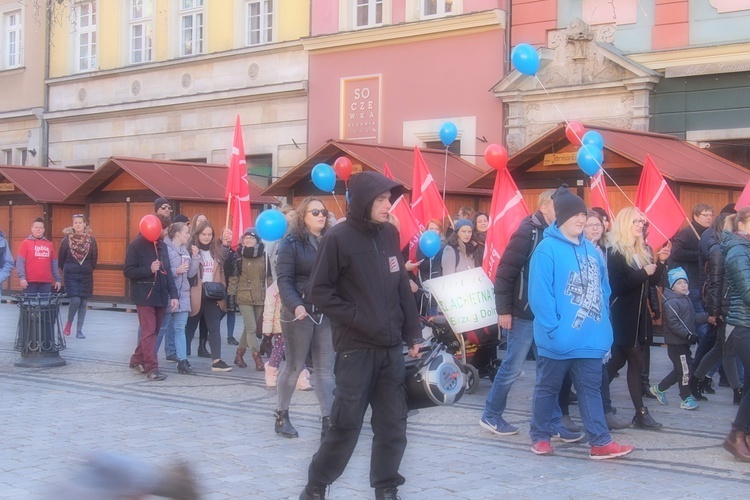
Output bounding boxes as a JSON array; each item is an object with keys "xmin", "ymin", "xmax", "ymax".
[
  {"xmin": 0, "ymin": 165, "xmax": 91, "ymax": 296},
  {"xmin": 62, "ymin": 157, "xmax": 278, "ymax": 303}
]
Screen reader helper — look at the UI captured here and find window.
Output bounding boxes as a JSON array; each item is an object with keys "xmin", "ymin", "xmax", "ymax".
[
  {"xmin": 76, "ymin": 2, "xmax": 97, "ymax": 71},
  {"xmin": 130, "ymin": 0, "xmax": 153, "ymax": 64},
  {"xmin": 16, "ymin": 148, "xmax": 28, "ymax": 166},
  {"xmin": 247, "ymin": 154, "xmax": 273, "ymax": 187},
  {"xmin": 180, "ymin": 0, "xmax": 204, "ymax": 56},
  {"xmin": 355, "ymin": 0, "xmax": 382, "ymax": 28},
  {"xmin": 2, "ymin": 149, "xmax": 11, "ymax": 165},
  {"xmin": 425, "ymin": 140, "xmax": 460, "ymax": 155},
  {"xmin": 247, "ymin": 0, "xmax": 273, "ymax": 46},
  {"xmin": 422, "ymin": 0, "xmax": 452, "ymax": 18},
  {"xmin": 3, "ymin": 10, "xmax": 22, "ymax": 68}
]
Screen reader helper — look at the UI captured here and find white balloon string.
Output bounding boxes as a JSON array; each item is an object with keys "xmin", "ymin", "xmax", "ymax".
[
  {"xmin": 330, "ymin": 191, "xmax": 344, "ymax": 216},
  {"xmin": 442, "ymin": 145, "xmax": 449, "ymax": 205}
]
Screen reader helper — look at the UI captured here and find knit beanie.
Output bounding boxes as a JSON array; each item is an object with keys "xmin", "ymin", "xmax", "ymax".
[
  {"xmin": 454, "ymin": 218, "xmax": 474, "ymax": 232},
  {"xmin": 720, "ymin": 203, "xmax": 737, "ymax": 215},
  {"xmin": 668, "ymin": 267, "xmax": 689, "ymax": 289},
  {"xmin": 553, "ymin": 185, "xmax": 587, "ymax": 226},
  {"xmin": 154, "ymin": 197, "xmax": 171, "ymax": 212},
  {"xmin": 174, "ymin": 214, "xmax": 189, "ymax": 223}
]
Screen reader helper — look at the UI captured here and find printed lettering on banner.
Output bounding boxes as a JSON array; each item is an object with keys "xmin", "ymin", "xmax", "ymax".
[{"xmin": 424, "ymin": 267, "xmax": 497, "ymax": 333}]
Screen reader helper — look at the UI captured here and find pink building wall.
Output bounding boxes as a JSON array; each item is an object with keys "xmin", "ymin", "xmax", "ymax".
[
  {"xmin": 653, "ymin": 0, "xmax": 689, "ymax": 49},
  {"xmin": 307, "ymin": 29, "xmax": 506, "ymax": 150},
  {"xmin": 511, "ymin": 0, "xmax": 557, "ymax": 46}
]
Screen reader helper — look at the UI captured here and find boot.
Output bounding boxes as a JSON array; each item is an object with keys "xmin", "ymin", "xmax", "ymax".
[
  {"xmin": 234, "ymin": 348, "xmax": 248, "ymax": 368},
  {"xmin": 321, "ymin": 416, "xmax": 330, "ymax": 442},
  {"xmin": 227, "ymin": 336, "xmax": 239, "ymax": 345},
  {"xmin": 701, "ymin": 376, "xmax": 716, "ymax": 394},
  {"xmin": 197, "ymin": 340, "xmax": 211, "ymax": 358},
  {"xmin": 633, "ymin": 407, "xmax": 662, "ymax": 430},
  {"xmin": 375, "ymin": 487, "xmax": 400, "ymax": 500},
  {"xmin": 723, "ymin": 429, "xmax": 750, "ymax": 462},
  {"xmin": 734, "ymin": 388, "xmax": 744, "ymax": 405},
  {"xmin": 264, "ymin": 363, "xmax": 279, "ymax": 388},
  {"xmin": 177, "ymin": 360, "xmax": 196, "ymax": 375},
  {"xmin": 689, "ymin": 376, "xmax": 707, "ymax": 401},
  {"xmin": 63, "ymin": 322, "xmax": 72, "ymax": 336},
  {"xmin": 274, "ymin": 410, "xmax": 298, "ymax": 438},
  {"xmin": 642, "ymin": 386, "xmax": 657, "ymax": 399},
  {"xmin": 299, "ymin": 485, "xmax": 326, "ymax": 500},
  {"xmin": 296, "ymin": 368, "xmax": 313, "ymax": 391},
  {"xmin": 252, "ymin": 351, "xmax": 265, "ymax": 371}
]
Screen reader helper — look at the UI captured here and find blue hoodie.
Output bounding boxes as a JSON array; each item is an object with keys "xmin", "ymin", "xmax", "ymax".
[{"xmin": 528, "ymin": 223, "xmax": 613, "ymax": 360}]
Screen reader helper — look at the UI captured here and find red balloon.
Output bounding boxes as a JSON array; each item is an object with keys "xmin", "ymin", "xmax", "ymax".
[
  {"xmin": 484, "ymin": 144, "xmax": 509, "ymax": 171},
  {"xmin": 566, "ymin": 121, "xmax": 585, "ymax": 146},
  {"xmin": 334, "ymin": 156, "xmax": 353, "ymax": 181},
  {"xmin": 139, "ymin": 214, "xmax": 162, "ymax": 242}
]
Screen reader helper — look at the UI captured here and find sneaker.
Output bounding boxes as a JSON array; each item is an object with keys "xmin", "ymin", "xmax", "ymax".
[
  {"xmin": 590, "ymin": 442, "xmax": 634, "ymax": 460},
  {"xmin": 531, "ymin": 441, "xmax": 554, "ymax": 456},
  {"xmin": 76, "ymin": 331, "xmax": 85, "ymax": 339},
  {"xmin": 561, "ymin": 415, "xmax": 582, "ymax": 433},
  {"xmin": 551, "ymin": 427, "xmax": 585, "ymax": 443},
  {"xmin": 211, "ymin": 360, "xmax": 232, "ymax": 372},
  {"xmin": 147, "ymin": 370, "xmax": 167, "ymax": 381},
  {"xmin": 605, "ymin": 411, "xmax": 631, "ymax": 430},
  {"xmin": 165, "ymin": 354, "xmax": 179, "ymax": 363},
  {"xmin": 650, "ymin": 385, "xmax": 669, "ymax": 406},
  {"xmin": 63, "ymin": 322, "xmax": 72, "ymax": 336},
  {"xmin": 479, "ymin": 415, "xmax": 519, "ymax": 436},
  {"xmin": 680, "ymin": 395, "xmax": 700, "ymax": 410},
  {"xmin": 129, "ymin": 362, "xmax": 145, "ymax": 374}
]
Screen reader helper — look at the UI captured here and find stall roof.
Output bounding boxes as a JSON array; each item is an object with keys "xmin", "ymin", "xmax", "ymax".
[
  {"xmin": 468, "ymin": 124, "xmax": 750, "ymax": 190},
  {"xmin": 262, "ymin": 140, "xmax": 492, "ymax": 196},
  {"xmin": 64, "ymin": 157, "xmax": 278, "ymax": 205},
  {"xmin": 0, "ymin": 165, "xmax": 91, "ymax": 203}
]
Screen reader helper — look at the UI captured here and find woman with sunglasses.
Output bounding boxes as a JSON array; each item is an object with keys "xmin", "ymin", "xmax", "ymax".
[
  {"xmin": 605, "ymin": 207, "xmax": 670, "ymax": 429},
  {"xmin": 59, "ymin": 214, "xmax": 98, "ymax": 338},
  {"xmin": 274, "ymin": 197, "xmax": 335, "ymax": 439}
]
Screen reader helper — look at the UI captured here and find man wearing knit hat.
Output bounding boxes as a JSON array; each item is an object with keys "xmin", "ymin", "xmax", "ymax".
[
  {"xmin": 154, "ymin": 197, "xmax": 173, "ymax": 230},
  {"xmin": 527, "ymin": 185, "xmax": 634, "ymax": 459}
]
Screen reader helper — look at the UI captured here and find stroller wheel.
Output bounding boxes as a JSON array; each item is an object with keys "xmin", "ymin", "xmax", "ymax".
[{"xmin": 464, "ymin": 364, "xmax": 480, "ymax": 394}]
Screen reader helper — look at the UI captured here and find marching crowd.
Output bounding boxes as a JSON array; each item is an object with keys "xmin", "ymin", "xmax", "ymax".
[{"xmin": 2, "ymin": 172, "xmax": 750, "ymax": 499}]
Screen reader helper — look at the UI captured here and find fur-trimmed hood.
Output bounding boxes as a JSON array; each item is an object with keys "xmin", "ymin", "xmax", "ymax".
[{"xmin": 63, "ymin": 226, "xmax": 93, "ymax": 237}]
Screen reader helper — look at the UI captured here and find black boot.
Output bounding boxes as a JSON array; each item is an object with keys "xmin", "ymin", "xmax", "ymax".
[
  {"xmin": 177, "ymin": 360, "xmax": 196, "ymax": 375},
  {"xmin": 299, "ymin": 485, "xmax": 326, "ymax": 500},
  {"xmin": 734, "ymin": 388, "xmax": 744, "ymax": 405},
  {"xmin": 689, "ymin": 376, "xmax": 707, "ymax": 401},
  {"xmin": 633, "ymin": 407, "xmax": 662, "ymax": 430},
  {"xmin": 197, "ymin": 340, "xmax": 211, "ymax": 358},
  {"xmin": 642, "ymin": 386, "xmax": 657, "ymax": 399},
  {"xmin": 701, "ymin": 376, "xmax": 716, "ymax": 394},
  {"xmin": 375, "ymin": 487, "xmax": 400, "ymax": 500},
  {"xmin": 274, "ymin": 410, "xmax": 298, "ymax": 438},
  {"xmin": 321, "ymin": 416, "xmax": 330, "ymax": 442},
  {"xmin": 227, "ymin": 336, "xmax": 239, "ymax": 345}
]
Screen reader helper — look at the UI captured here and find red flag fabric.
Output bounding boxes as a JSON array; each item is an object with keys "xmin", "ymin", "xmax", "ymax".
[
  {"xmin": 482, "ymin": 167, "xmax": 530, "ymax": 280},
  {"xmin": 737, "ymin": 179, "xmax": 750, "ymax": 210},
  {"xmin": 382, "ymin": 162, "xmax": 395, "ymax": 181},
  {"xmin": 409, "ymin": 147, "xmax": 448, "ymax": 260},
  {"xmin": 382, "ymin": 163, "xmax": 421, "ymax": 250},
  {"xmin": 226, "ymin": 116, "xmax": 252, "ymax": 248},
  {"xmin": 588, "ymin": 170, "xmax": 613, "ymax": 220},
  {"xmin": 634, "ymin": 155, "xmax": 688, "ymax": 249}
]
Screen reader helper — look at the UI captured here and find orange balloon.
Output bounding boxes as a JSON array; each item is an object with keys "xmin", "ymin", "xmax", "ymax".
[
  {"xmin": 484, "ymin": 144, "xmax": 509, "ymax": 171},
  {"xmin": 566, "ymin": 121, "xmax": 585, "ymax": 146},
  {"xmin": 139, "ymin": 214, "xmax": 163, "ymax": 242}
]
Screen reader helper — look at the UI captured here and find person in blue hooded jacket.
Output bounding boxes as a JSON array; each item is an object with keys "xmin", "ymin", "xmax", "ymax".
[{"xmin": 527, "ymin": 185, "xmax": 634, "ymax": 460}]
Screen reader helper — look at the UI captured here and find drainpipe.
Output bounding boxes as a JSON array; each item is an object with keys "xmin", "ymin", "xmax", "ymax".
[
  {"xmin": 40, "ymin": 1, "xmax": 52, "ymax": 168},
  {"xmin": 503, "ymin": 0, "xmax": 513, "ymax": 150}
]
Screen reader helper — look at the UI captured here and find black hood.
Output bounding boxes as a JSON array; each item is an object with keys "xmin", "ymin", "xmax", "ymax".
[{"xmin": 347, "ymin": 171, "xmax": 405, "ymax": 229}]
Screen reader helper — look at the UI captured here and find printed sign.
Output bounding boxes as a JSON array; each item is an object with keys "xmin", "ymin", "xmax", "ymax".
[
  {"xmin": 341, "ymin": 75, "xmax": 381, "ymax": 142},
  {"xmin": 424, "ymin": 267, "xmax": 498, "ymax": 334}
]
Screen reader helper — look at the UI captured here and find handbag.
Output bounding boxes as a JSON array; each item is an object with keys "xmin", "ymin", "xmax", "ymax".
[{"xmin": 202, "ymin": 282, "xmax": 226, "ymax": 301}]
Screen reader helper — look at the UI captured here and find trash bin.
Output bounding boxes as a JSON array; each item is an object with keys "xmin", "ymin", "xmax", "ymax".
[{"xmin": 14, "ymin": 293, "xmax": 66, "ymax": 368}]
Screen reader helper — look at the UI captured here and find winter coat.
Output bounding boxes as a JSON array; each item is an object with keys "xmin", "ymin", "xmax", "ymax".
[
  {"xmin": 661, "ymin": 288, "xmax": 708, "ymax": 345},
  {"xmin": 188, "ymin": 249, "xmax": 227, "ymax": 316},
  {"xmin": 702, "ymin": 228, "xmax": 731, "ymax": 318},
  {"xmin": 308, "ymin": 171, "xmax": 422, "ymax": 351},
  {"xmin": 277, "ymin": 233, "xmax": 320, "ymax": 314},
  {"xmin": 528, "ymin": 223, "xmax": 612, "ymax": 360},
  {"xmin": 164, "ymin": 238, "xmax": 199, "ymax": 313},
  {"xmin": 123, "ymin": 235, "xmax": 177, "ymax": 307},
  {"xmin": 607, "ymin": 247, "xmax": 665, "ymax": 347},
  {"xmin": 441, "ymin": 241, "xmax": 477, "ymax": 276},
  {"xmin": 669, "ymin": 220, "xmax": 707, "ymax": 287},
  {"xmin": 58, "ymin": 227, "xmax": 98, "ymax": 298},
  {"xmin": 16, "ymin": 235, "xmax": 62, "ymax": 284},
  {"xmin": 227, "ymin": 248, "xmax": 266, "ymax": 306},
  {"xmin": 0, "ymin": 231, "xmax": 13, "ymax": 285},
  {"xmin": 722, "ymin": 230, "xmax": 750, "ymax": 328},
  {"xmin": 494, "ymin": 211, "xmax": 548, "ymax": 320},
  {"xmin": 262, "ymin": 281, "xmax": 282, "ymax": 335}
]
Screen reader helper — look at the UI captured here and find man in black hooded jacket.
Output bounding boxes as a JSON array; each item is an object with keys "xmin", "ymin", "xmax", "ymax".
[{"xmin": 299, "ymin": 171, "xmax": 422, "ymax": 500}]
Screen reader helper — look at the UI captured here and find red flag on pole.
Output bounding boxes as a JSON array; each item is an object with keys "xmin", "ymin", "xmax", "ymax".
[
  {"xmin": 634, "ymin": 155, "xmax": 687, "ymax": 249},
  {"xmin": 588, "ymin": 170, "xmax": 613, "ymax": 220},
  {"xmin": 482, "ymin": 168, "xmax": 530, "ymax": 280},
  {"xmin": 410, "ymin": 147, "xmax": 449, "ymax": 259},
  {"xmin": 226, "ymin": 115, "xmax": 252, "ymax": 248},
  {"xmin": 382, "ymin": 163, "xmax": 421, "ymax": 250},
  {"xmin": 736, "ymin": 179, "xmax": 750, "ymax": 210}
]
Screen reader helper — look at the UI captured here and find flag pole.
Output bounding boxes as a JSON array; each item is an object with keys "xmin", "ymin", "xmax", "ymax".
[
  {"xmin": 686, "ymin": 217, "xmax": 700, "ymax": 241},
  {"xmin": 225, "ymin": 196, "xmax": 232, "ymax": 231}
]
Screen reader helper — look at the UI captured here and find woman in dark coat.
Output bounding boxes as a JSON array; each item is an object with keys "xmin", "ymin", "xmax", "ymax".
[
  {"xmin": 59, "ymin": 214, "xmax": 98, "ymax": 338},
  {"xmin": 605, "ymin": 207, "xmax": 670, "ymax": 429}
]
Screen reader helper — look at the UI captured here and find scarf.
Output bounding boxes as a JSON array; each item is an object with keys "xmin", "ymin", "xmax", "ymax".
[
  {"xmin": 197, "ymin": 241, "xmax": 212, "ymax": 251},
  {"xmin": 69, "ymin": 233, "xmax": 91, "ymax": 264},
  {"xmin": 241, "ymin": 244, "xmax": 264, "ymax": 258}
]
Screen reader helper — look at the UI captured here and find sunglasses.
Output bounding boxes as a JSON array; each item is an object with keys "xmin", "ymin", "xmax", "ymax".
[
  {"xmin": 159, "ymin": 204, "xmax": 173, "ymax": 211},
  {"xmin": 307, "ymin": 209, "xmax": 329, "ymax": 217}
]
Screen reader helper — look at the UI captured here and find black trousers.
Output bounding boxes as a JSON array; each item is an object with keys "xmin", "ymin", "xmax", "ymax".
[
  {"xmin": 186, "ymin": 300, "xmax": 224, "ymax": 360},
  {"xmin": 307, "ymin": 345, "xmax": 407, "ymax": 490},
  {"xmin": 658, "ymin": 344, "xmax": 693, "ymax": 400}
]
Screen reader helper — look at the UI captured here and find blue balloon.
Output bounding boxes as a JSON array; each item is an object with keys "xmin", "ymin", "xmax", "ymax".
[
  {"xmin": 419, "ymin": 231, "xmax": 441, "ymax": 259},
  {"xmin": 255, "ymin": 209, "xmax": 287, "ymax": 242},
  {"xmin": 439, "ymin": 122, "xmax": 458, "ymax": 146},
  {"xmin": 582, "ymin": 131, "xmax": 604, "ymax": 150},
  {"xmin": 311, "ymin": 163, "xmax": 336, "ymax": 192},
  {"xmin": 576, "ymin": 145, "xmax": 604, "ymax": 177},
  {"xmin": 511, "ymin": 43, "xmax": 540, "ymax": 76}
]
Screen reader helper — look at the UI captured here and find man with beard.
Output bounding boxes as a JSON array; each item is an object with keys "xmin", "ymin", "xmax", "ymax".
[{"xmin": 154, "ymin": 197, "xmax": 174, "ymax": 233}]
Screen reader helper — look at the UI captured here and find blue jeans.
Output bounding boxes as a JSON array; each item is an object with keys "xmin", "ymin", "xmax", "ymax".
[
  {"xmin": 155, "ymin": 314, "xmax": 177, "ymax": 358},
  {"xmin": 531, "ymin": 356, "xmax": 611, "ymax": 447},
  {"xmin": 483, "ymin": 317, "xmax": 535, "ymax": 419}
]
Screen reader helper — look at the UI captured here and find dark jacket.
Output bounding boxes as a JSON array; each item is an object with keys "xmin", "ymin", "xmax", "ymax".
[
  {"xmin": 703, "ymin": 228, "xmax": 730, "ymax": 318},
  {"xmin": 123, "ymin": 235, "xmax": 178, "ymax": 307},
  {"xmin": 723, "ymin": 230, "xmax": 750, "ymax": 328},
  {"xmin": 494, "ymin": 211, "xmax": 548, "ymax": 320},
  {"xmin": 607, "ymin": 248, "xmax": 665, "ymax": 347},
  {"xmin": 277, "ymin": 233, "xmax": 320, "ymax": 314},
  {"xmin": 58, "ymin": 228, "xmax": 98, "ymax": 298},
  {"xmin": 669, "ymin": 220, "xmax": 707, "ymax": 287},
  {"xmin": 309, "ymin": 171, "xmax": 422, "ymax": 351},
  {"xmin": 661, "ymin": 288, "xmax": 708, "ymax": 345},
  {"xmin": 0, "ymin": 231, "xmax": 13, "ymax": 285}
]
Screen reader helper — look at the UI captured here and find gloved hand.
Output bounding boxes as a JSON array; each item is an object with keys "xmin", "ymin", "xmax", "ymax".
[
  {"xmin": 652, "ymin": 311, "xmax": 660, "ymax": 321},
  {"xmin": 686, "ymin": 333, "xmax": 699, "ymax": 344},
  {"xmin": 227, "ymin": 295, "xmax": 237, "ymax": 312}
]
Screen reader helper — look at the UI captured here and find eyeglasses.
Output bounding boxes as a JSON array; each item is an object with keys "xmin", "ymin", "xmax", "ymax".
[
  {"xmin": 159, "ymin": 204, "xmax": 173, "ymax": 211},
  {"xmin": 585, "ymin": 223, "xmax": 602, "ymax": 229},
  {"xmin": 307, "ymin": 209, "xmax": 329, "ymax": 217},
  {"xmin": 633, "ymin": 219, "xmax": 647, "ymax": 226}
]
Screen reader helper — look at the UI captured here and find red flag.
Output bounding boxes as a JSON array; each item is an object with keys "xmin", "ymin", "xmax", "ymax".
[
  {"xmin": 737, "ymin": 179, "xmax": 750, "ymax": 210},
  {"xmin": 381, "ymin": 163, "xmax": 421, "ymax": 250},
  {"xmin": 382, "ymin": 163, "xmax": 395, "ymax": 181},
  {"xmin": 483, "ymin": 168, "xmax": 530, "ymax": 280},
  {"xmin": 410, "ymin": 148, "xmax": 449, "ymax": 260},
  {"xmin": 634, "ymin": 155, "xmax": 688, "ymax": 249},
  {"xmin": 588, "ymin": 170, "xmax": 613, "ymax": 220},
  {"xmin": 226, "ymin": 116, "xmax": 252, "ymax": 248}
]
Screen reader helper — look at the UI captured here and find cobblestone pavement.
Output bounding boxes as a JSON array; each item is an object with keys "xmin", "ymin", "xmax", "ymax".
[{"xmin": 1, "ymin": 303, "xmax": 749, "ymax": 499}]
